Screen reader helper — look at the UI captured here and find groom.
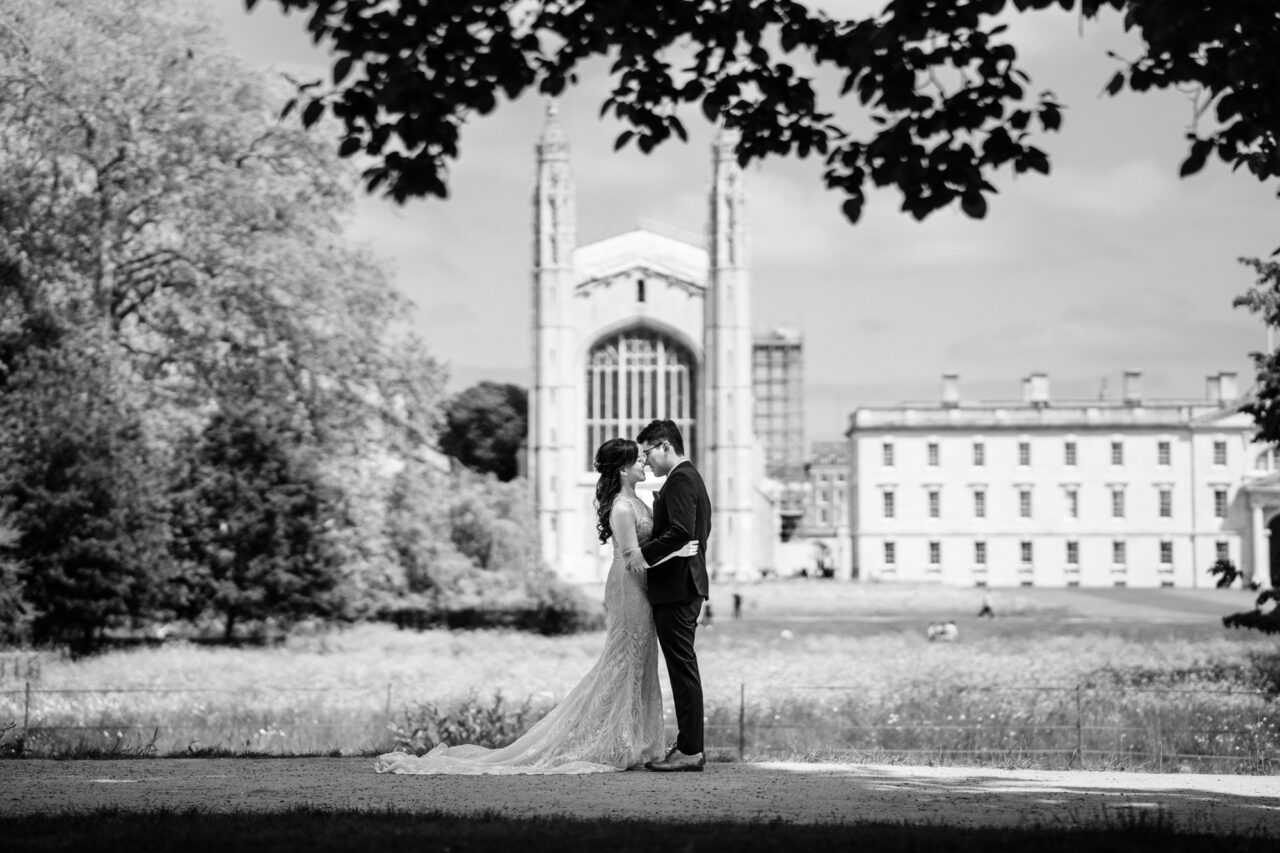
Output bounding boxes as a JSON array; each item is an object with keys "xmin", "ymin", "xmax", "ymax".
[{"xmin": 627, "ymin": 419, "xmax": 710, "ymax": 772}]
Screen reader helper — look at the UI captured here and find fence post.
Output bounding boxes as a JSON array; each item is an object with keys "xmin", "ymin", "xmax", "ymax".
[
  {"xmin": 385, "ymin": 682, "xmax": 392, "ymax": 720},
  {"xmin": 738, "ymin": 682, "xmax": 745, "ymax": 761},
  {"xmin": 1154, "ymin": 704, "xmax": 1162, "ymax": 771},
  {"xmin": 23, "ymin": 681, "xmax": 30, "ymax": 731},
  {"xmin": 1071, "ymin": 682, "xmax": 1083, "ymax": 769}
]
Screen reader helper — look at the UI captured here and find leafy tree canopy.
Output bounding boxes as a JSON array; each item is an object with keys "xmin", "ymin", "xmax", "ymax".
[
  {"xmin": 250, "ymin": 0, "xmax": 1279, "ymax": 225},
  {"xmin": 439, "ymin": 381, "xmax": 528, "ymax": 481},
  {"xmin": 0, "ymin": 0, "xmax": 450, "ymax": 644}
]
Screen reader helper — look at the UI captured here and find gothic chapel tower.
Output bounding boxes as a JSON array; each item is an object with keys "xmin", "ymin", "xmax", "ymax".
[
  {"xmin": 530, "ymin": 106, "xmax": 757, "ymax": 581},
  {"xmin": 531, "ymin": 102, "xmax": 577, "ymax": 572},
  {"xmin": 705, "ymin": 128, "xmax": 755, "ymax": 580}
]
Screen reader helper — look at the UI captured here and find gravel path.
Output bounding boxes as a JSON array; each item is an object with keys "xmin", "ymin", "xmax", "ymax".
[{"xmin": 2, "ymin": 759, "xmax": 1278, "ymax": 835}]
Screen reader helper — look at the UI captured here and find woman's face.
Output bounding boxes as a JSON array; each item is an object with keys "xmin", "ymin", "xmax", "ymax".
[{"xmin": 623, "ymin": 452, "xmax": 647, "ymax": 486}]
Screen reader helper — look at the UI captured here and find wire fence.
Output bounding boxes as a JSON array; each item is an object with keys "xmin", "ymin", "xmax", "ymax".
[
  {"xmin": 710, "ymin": 682, "xmax": 1278, "ymax": 772},
  {"xmin": 1, "ymin": 679, "xmax": 1276, "ymax": 771}
]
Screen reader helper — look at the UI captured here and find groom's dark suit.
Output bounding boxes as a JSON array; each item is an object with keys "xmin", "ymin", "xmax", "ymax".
[{"xmin": 640, "ymin": 460, "xmax": 710, "ymax": 756}]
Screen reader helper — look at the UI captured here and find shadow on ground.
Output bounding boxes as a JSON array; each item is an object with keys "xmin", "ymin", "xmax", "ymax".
[{"xmin": 1, "ymin": 758, "xmax": 1277, "ymax": 846}]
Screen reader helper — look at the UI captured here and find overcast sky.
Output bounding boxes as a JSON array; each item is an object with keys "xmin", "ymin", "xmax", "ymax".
[{"xmin": 210, "ymin": 1, "xmax": 1278, "ymax": 443}]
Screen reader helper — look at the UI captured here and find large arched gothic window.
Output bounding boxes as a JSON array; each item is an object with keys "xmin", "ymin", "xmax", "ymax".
[{"xmin": 585, "ymin": 328, "xmax": 696, "ymax": 470}]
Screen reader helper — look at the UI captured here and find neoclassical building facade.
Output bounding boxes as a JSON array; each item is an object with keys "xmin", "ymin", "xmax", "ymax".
[
  {"xmin": 847, "ymin": 371, "xmax": 1276, "ymax": 589},
  {"xmin": 529, "ymin": 105, "xmax": 758, "ymax": 582}
]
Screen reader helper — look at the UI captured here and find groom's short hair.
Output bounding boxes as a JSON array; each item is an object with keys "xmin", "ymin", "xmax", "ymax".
[{"xmin": 636, "ymin": 419, "xmax": 684, "ymax": 456}]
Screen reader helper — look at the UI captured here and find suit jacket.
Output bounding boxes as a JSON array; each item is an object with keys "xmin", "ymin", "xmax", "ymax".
[{"xmin": 640, "ymin": 461, "xmax": 711, "ymax": 604}]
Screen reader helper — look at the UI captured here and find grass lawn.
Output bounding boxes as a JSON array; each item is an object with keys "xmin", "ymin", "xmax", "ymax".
[{"xmin": 2, "ymin": 581, "xmax": 1275, "ymax": 766}]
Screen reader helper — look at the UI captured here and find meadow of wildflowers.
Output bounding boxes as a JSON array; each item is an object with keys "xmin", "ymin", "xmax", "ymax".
[{"xmin": 1, "ymin": 583, "xmax": 1275, "ymax": 771}]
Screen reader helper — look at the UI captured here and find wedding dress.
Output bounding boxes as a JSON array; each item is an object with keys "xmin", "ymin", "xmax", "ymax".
[{"xmin": 374, "ymin": 496, "xmax": 665, "ymax": 774}]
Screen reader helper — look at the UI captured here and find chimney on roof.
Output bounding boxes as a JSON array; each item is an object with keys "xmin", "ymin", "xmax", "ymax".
[
  {"xmin": 1219, "ymin": 371, "xmax": 1238, "ymax": 402},
  {"xmin": 941, "ymin": 373, "xmax": 960, "ymax": 408},
  {"xmin": 1206, "ymin": 373, "xmax": 1221, "ymax": 403},
  {"xmin": 1122, "ymin": 370, "xmax": 1142, "ymax": 406},
  {"xmin": 1025, "ymin": 372, "xmax": 1050, "ymax": 408}
]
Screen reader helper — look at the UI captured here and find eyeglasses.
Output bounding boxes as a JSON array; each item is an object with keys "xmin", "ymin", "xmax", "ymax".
[{"xmin": 641, "ymin": 443, "xmax": 663, "ymax": 461}]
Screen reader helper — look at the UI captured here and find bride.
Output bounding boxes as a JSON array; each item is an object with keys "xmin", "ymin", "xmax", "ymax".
[{"xmin": 374, "ymin": 437, "xmax": 697, "ymax": 774}]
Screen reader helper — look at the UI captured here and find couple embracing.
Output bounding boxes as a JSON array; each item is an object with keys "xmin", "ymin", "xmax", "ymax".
[{"xmin": 375, "ymin": 419, "xmax": 710, "ymax": 775}]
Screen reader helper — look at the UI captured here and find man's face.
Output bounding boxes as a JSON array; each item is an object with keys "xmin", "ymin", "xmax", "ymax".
[{"xmin": 641, "ymin": 439, "xmax": 672, "ymax": 476}]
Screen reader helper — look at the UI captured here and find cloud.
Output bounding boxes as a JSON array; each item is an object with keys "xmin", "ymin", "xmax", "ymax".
[{"xmin": 1035, "ymin": 159, "xmax": 1178, "ymax": 220}]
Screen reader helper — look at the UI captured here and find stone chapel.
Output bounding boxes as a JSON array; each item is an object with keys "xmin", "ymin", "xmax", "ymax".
[{"xmin": 528, "ymin": 103, "xmax": 765, "ymax": 582}]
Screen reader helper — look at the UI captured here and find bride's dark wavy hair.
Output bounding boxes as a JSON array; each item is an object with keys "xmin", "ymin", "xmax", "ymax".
[{"xmin": 593, "ymin": 438, "xmax": 639, "ymax": 543}]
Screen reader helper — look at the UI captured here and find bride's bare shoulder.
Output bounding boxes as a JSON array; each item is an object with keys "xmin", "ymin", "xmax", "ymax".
[{"xmin": 610, "ymin": 496, "xmax": 638, "ymax": 519}]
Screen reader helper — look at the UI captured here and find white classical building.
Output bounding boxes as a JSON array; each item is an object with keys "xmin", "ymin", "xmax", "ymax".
[
  {"xmin": 529, "ymin": 105, "xmax": 762, "ymax": 582},
  {"xmin": 847, "ymin": 371, "xmax": 1276, "ymax": 589}
]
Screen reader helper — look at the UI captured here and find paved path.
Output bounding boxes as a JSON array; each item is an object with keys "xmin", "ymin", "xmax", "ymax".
[{"xmin": 2, "ymin": 759, "xmax": 1277, "ymax": 836}]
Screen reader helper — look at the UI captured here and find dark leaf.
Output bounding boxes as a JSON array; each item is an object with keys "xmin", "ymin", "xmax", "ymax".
[
  {"xmin": 1104, "ymin": 71, "xmax": 1125, "ymax": 96},
  {"xmin": 301, "ymin": 99, "xmax": 324, "ymax": 128},
  {"xmin": 1215, "ymin": 92, "xmax": 1239, "ymax": 123},
  {"xmin": 701, "ymin": 96, "xmax": 721, "ymax": 123},
  {"xmin": 1039, "ymin": 104, "xmax": 1061, "ymax": 132},
  {"xmin": 960, "ymin": 192, "xmax": 988, "ymax": 219},
  {"xmin": 841, "ymin": 196, "xmax": 863, "ymax": 224},
  {"xmin": 1179, "ymin": 137, "xmax": 1212, "ymax": 178},
  {"xmin": 338, "ymin": 137, "xmax": 362, "ymax": 157},
  {"xmin": 332, "ymin": 56, "xmax": 353, "ymax": 86},
  {"xmin": 614, "ymin": 130, "xmax": 635, "ymax": 151}
]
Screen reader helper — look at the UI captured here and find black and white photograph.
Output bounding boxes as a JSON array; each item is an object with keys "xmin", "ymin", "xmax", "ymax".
[{"xmin": 1, "ymin": 1, "xmax": 1278, "ymax": 850}]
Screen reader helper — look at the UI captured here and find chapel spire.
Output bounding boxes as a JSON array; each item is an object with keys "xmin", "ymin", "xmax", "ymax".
[
  {"xmin": 537, "ymin": 99, "xmax": 568, "ymax": 160},
  {"xmin": 534, "ymin": 98, "xmax": 575, "ymax": 269}
]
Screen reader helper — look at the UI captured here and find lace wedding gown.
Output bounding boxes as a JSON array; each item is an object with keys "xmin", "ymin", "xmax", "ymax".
[{"xmin": 374, "ymin": 496, "xmax": 665, "ymax": 775}]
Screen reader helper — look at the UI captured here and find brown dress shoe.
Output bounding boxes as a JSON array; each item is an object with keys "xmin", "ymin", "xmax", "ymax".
[{"xmin": 646, "ymin": 749, "xmax": 705, "ymax": 772}]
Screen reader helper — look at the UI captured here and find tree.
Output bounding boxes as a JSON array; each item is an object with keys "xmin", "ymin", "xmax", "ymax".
[
  {"xmin": 1226, "ymin": 257, "xmax": 1280, "ymax": 635},
  {"xmin": 439, "ymin": 382, "xmax": 528, "ymax": 481},
  {"xmin": 0, "ymin": 511, "xmax": 37, "ymax": 646},
  {"xmin": 0, "ymin": 333, "xmax": 173, "ymax": 651},
  {"xmin": 1209, "ymin": 556, "xmax": 1280, "ymax": 635},
  {"xmin": 169, "ymin": 391, "xmax": 343, "ymax": 640},
  {"xmin": 0, "ymin": 0, "xmax": 450, "ymax": 642},
  {"xmin": 1234, "ymin": 257, "xmax": 1280, "ymax": 447},
  {"xmin": 251, "ymin": 0, "xmax": 1278, "ymax": 226},
  {"xmin": 0, "ymin": 0, "xmax": 446, "ymax": 449}
]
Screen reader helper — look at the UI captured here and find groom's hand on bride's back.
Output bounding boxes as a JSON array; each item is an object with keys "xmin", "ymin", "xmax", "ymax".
[{"xmin": 623, "ymin": 549, "xmax": 646, "ymax": 572}]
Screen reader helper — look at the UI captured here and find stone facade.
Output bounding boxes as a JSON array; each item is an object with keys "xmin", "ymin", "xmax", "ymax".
[
  {"xmin": 846, "ymin": 371, "xmax": 1275, "ymax": 589},
  {"xmin": 529, "ymin": 105, "xmax": 756, "ymax": 582}
]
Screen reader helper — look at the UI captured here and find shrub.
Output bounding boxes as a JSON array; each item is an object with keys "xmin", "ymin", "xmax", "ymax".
[
  {"xmin": 380, "ymin": 574, "xmax": 603, "ymax": 636},
  {"xmin": 385, "ymin": 690, "xmax": 546, "ymax": 754}
]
